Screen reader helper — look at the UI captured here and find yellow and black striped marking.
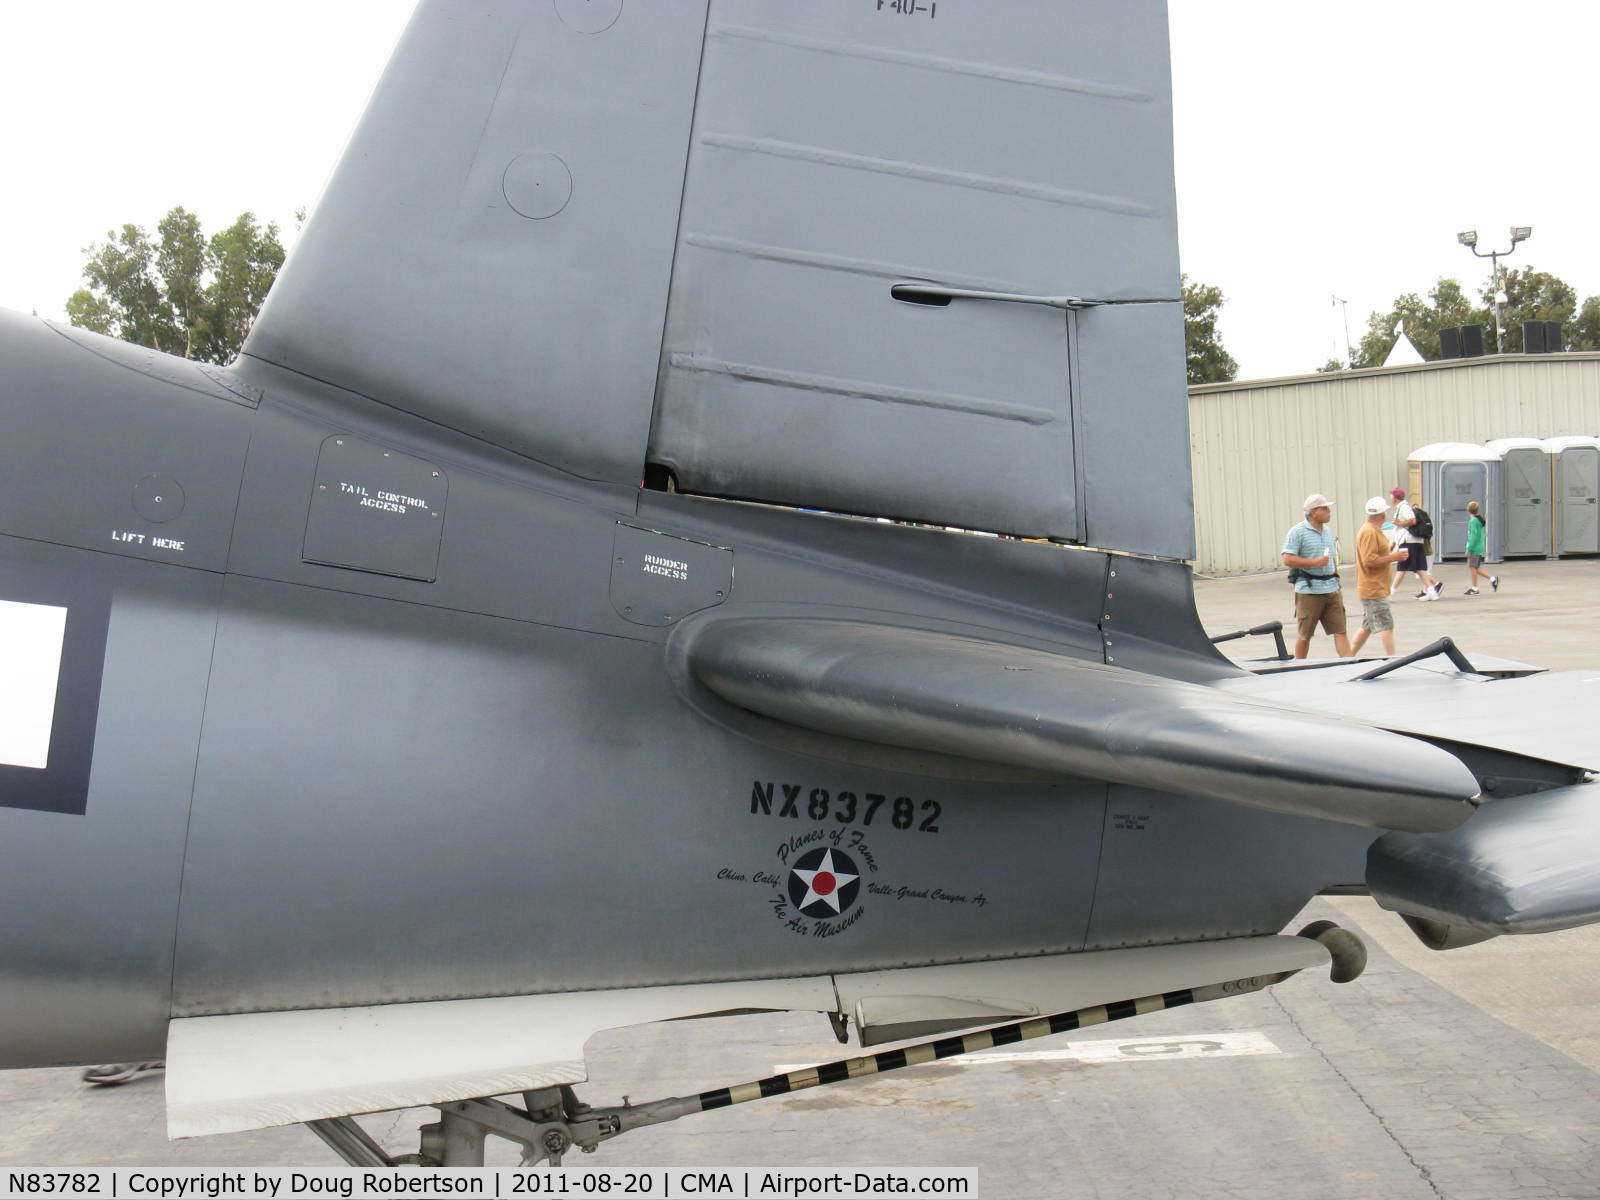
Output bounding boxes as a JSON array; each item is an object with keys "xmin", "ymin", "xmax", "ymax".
[{"xmin": 694, "ymin": 986, "xmax": 1212, "ymax": 1113}]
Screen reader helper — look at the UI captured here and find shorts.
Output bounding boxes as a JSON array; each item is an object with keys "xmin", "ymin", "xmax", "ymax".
[
  {"xmin": 1295, "ymin": 590, "xmax": 1347, "ymax": 640},
  {"xmin": 1466, "ymin": 554, "xmax": 1484, "ymax": 569},
  {"xmin": 1361, "ymin": 596, "xmax": 1394, "ymax": 633},
  {"xmin": 1401, "ymin": 543, "xmax": 1429, "ymax": 573}
]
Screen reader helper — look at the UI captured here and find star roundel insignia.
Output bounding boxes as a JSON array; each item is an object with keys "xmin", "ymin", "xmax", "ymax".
[{"xmin": 787, "ymin": 847, "xmax": 861, "ymax": 918}]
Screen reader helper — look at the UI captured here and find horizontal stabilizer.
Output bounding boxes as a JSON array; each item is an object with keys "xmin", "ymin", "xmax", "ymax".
[
  {"xmin": 1212, "ymin": 659, "xmax": 1599, "ymax": 773},
  {"xmin": 1368, "ymin": 784, "xmax": 1600, "ymax": 935},
  {"xmin": 685, "ymin": 619, "xmax": 1480, "ymax": 831}
]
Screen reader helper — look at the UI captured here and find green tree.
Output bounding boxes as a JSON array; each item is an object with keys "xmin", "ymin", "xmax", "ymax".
[
  {"xmin": 204, "ymin": 212, "xmax": 285, "ymax": 361},
  {"xmin": 156, "ymin": 207, "xmax": 207, "ymax": 359},
  {"xmin": 1352, "ymin": 277, "xmax": 1479, "ymax": 367},
  {"xmin": 66, "ymin": 206, "xmax": 285, "ymax": 365},
  {"xmin": 1573, "ymin": 296, "xmax": 1600, "ymax": 352},
  {"xmin": 1487, "ymin": 267, "xmax": 1577, "ymax": 353},
  {"xmin": 1182, "ymin": 275, "xmax": 1238, "ymax": 385},
  {"xmin": 1353, "ymin": 268, "xmax": 1598, "ymax": 364},
  {"xmin": 65, "ymin": 223, "xmax": 170, "ymax": 351}
]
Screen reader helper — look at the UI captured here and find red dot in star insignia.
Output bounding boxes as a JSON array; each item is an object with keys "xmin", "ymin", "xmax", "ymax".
[{"xmin": 812, "ymin": 871, "xmax": 836, "ymax": 896}]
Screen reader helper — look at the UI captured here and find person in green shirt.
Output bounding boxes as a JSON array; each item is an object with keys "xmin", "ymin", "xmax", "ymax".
[{"xmin": 1464, "ymin": 500, "xmax": 1500, "ymax": 595}]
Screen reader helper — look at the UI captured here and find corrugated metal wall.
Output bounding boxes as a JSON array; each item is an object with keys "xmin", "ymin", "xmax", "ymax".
[{"xmin": 1188, "ymin": 353, "xmax": 1600, "ymax": 575}]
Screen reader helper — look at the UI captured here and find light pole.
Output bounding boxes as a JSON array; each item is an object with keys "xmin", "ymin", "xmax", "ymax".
[{"xmin": 1457, "ymin": 226, "xmax": 1532, "ymax": 353}]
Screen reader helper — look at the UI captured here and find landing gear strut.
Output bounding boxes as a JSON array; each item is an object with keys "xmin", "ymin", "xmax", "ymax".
[{"xmin": 308, "ymin": 1086, "xmax": 618, "ymax": 1167}]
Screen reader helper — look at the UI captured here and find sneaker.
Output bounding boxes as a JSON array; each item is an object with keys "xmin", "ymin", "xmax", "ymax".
[
  {"xmin": 1428, "ymin": 582, "xmax": 1443, "ymax": 599},
  {"xmin": 1464, "ymin": 588, "xmax": 1479, "ymax": 595},
  {"xmin": 82, "ymin": 1062, "xmax": 164, "ymax": 1087},
  {"xmin": 1490, "ymin": 576, "xmax": 1500, "ymax": 592},
  {"xmin": 1414, "ymin": 591, "xmax": 1428, "ymax": 600}
]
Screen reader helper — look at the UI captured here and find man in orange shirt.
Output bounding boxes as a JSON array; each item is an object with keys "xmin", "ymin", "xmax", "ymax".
[{"xmin": 1350, "ymin": 495, "xmax": 1410, "ymax": 656}]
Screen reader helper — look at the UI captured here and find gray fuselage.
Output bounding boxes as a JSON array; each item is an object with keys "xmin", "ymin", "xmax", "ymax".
[{"xmin": 0, "ymin": 307, "xmax": 1375, "ymax": 1066}]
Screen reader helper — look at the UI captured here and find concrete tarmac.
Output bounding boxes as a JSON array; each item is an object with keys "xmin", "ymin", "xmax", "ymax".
[{"xmin": 3, "ymin": 556, "xmax": 1599, "ymax": 1196}]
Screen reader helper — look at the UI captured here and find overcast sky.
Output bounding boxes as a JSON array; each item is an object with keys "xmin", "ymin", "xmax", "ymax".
[{"xmin": 3, "ymin": 1, "xmax": 1597, "ymax": 380}]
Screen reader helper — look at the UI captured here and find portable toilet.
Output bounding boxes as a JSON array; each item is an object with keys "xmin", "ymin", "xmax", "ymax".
[
  {"xmin": 1486, "ymin": 437, "xmax": 1552, "ymax": 557},
  {"xmin": 1406, "ymin": 442, "xmax": 1501, "ymax": 562},
  {"xmin": 1543, "ymin": 435, "xmax": 1600, "ymax": 555}
]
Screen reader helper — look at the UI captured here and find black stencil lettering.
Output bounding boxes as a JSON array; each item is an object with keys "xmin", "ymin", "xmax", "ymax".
[
  {"xmin": 751, "ymin": 780, "xmax": 774, "ymax": 816},
  {"xmin": 743, "ymin": 779, "xmax": 943, "ymax": 834}
]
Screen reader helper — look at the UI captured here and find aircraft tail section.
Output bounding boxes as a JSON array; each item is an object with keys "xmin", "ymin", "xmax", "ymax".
[{"xmin": 245, "ymin": 1, "xmax": 1191, "ymax": 556}]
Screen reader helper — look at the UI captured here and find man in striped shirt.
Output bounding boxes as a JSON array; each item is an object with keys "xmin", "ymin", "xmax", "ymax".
[{"xmin": 1281, "ymin": 493, "xmax": 1351, "ymax": 659}]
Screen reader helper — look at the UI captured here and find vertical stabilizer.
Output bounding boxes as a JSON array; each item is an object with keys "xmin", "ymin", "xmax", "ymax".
[
  {"xmin": 244, "ymin": 0, "xmax": 710, "ymax": 483},
  {"xmin": 246, "ymin": 1, "xmax": 1192, "ymax": 557}
]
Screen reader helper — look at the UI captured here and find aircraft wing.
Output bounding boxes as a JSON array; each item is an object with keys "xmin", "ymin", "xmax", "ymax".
[
  {"xmin": 682, "ymin": 617, "xmax": 1480, "ymax": 832},
  {"xmin": 166, "ymin": 936, "xmax": 1328, "ymax": 1137}
]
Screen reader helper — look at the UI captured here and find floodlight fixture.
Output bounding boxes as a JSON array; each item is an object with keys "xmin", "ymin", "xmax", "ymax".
[{"xmin": 1457, "ymin": 224, "xmax": 1532, "ymax": 353}]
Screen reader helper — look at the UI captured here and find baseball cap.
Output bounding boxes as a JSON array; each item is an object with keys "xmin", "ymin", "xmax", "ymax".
[
  {"xmin": 1390, "ymin": 487, "xmax": 1406, "ymax": 500},
  {"xmin": 1365, "ymin": 495, "xmax": 1389, "ymax": 515},
  {"xmin": 1303, "ymin": 493, "xmax": 1333, "ymax": 512}
]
